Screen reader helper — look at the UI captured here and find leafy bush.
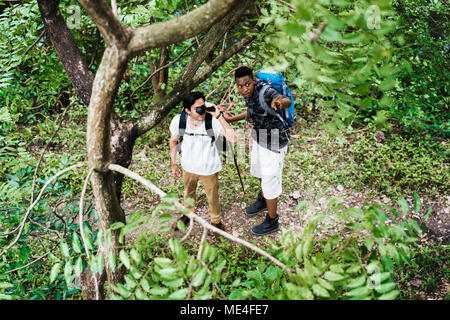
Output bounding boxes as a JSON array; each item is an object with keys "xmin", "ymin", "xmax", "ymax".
[
  {"xmin": 46, "ymin": 192, "xmax": 431, "ymax": 300},
  {"xmin": 229, "ymin": 195, "xmax": 427, "ymax": 300},
  {"xmin": 350, "ymin": 129, "xmax": 448, "ymax": 196},
  {"xmin": 390, "ymin": 0, "xmax": 449, "ymax": 137}
]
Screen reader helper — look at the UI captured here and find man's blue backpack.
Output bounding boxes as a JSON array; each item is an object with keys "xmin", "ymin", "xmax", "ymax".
[{"xmin": 256, "ymin": 69, "xmax": 295, "ymax": 127}]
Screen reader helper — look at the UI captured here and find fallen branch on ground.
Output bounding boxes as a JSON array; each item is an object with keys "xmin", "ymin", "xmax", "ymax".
[
  {"xmin": 108, "ymin": 163, "xmax": 293, "ymax": 275},
  {"xmin": 0, "ymin": 163, "xmax": 85, "ymax": 257}
]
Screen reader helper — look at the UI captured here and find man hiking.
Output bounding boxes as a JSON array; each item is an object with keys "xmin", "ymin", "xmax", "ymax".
[
  {"xmin": 225, "ymin": 66, "xmax": 292, "ymax": 236},
  {"xmin": 169, "ymin": 91, "xmax": 238, "ymax": 231}
]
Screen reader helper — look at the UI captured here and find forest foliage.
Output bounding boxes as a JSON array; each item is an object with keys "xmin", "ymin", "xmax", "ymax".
[{"xmin": 0, "ymin": 0, "xmax": 448, "ymax": 300}]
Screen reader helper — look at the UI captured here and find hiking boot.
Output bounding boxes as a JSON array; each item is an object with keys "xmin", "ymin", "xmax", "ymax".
[
  {"xmin": 174, "ymin": 215, "xmax": 190, "ymax": 231},
  {"xmin": 251, "ymin": 214, "xmax": 280, "ymax": 236},
  {"xmin": 245, "ymin": 192, "xmax": 267, "ymax": 216}
]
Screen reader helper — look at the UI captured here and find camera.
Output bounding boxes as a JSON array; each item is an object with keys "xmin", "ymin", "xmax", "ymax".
[{"xmin": 195, "ymin": 105, "xmax": 215, "ymax": 115}]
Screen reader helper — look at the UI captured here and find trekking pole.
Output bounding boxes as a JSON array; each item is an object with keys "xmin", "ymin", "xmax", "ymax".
[{"xmin": 232, "ymin": 148, "xmax": 247, "ymax": 198}]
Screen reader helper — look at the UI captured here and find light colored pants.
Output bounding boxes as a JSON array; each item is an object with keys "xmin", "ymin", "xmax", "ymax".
[
  {"xmin": 250, "ymin": 141, "xmax": 287, "ymax": 200},
  {"xmin": 182, "ymin": 169, "xmax": 222, "ymax": 224}
]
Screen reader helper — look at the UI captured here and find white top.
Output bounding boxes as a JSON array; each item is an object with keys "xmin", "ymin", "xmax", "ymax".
[{"xmin": 169, "ymin": 114, "xmax": 223, "ymax": 175}]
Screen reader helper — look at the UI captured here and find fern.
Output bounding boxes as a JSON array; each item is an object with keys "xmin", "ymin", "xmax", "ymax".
[
  {"xmin": 0, "ymin": 107, "xmax": 12, "ymax": 123},
  {"xmin": 0, "ymin": 182, "xmax": 21, "ymax": 203}
]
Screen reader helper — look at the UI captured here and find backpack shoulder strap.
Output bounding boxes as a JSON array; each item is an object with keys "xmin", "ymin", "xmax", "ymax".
[
  {"xmin": 258, "ymin": 84, "xmax": 288, "ymax": 126},
  {"xmin": 204, "ymin": 113, "xmax": 215, "ymax": 145},
  {"xmin": 176, "ymin": 111, "xmax": 187, "ymax": 154},
  {"xmin": 179, "ymin": 110, "xmax": 187, "ymax": 136}
]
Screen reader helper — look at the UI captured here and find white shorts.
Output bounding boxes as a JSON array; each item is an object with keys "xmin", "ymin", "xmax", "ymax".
[{"xmin": 250, "ymin": 140, "xmax": 287, "ymax": 200}]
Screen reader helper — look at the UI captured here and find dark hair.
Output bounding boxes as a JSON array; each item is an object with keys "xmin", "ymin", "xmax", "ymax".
[
  {"xmin": 182, "ymin": 91, "xmax": 205, "ymax": 111},
  {"xmin": 235, "ymin": 66, "xmax": 253, "ymax": 79}
]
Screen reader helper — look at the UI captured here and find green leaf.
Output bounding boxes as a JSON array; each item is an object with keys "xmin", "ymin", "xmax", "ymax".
[
  {"xmin": 168, "ymin": 288, "xmax": 188, "ymax": 300},
  {"xmin": 64, "ymin": 260, "xmax": 72, "ymax": 284},
  {"xmin": 347, "ymin": 286, "xmax": 372, "ymax": 298},
  {"xmin": 281, "ymin": 23, "xmax": 306, "ymax": 37},
  {"xmin": 74, "ymin": 256, "xmax": 83, "ymax": 277},
  {"xmin": 408, "ymin": 219, "xmax": 421, "ymax": 235},
  {"xmin": 162, "ymin": 278, "xmax": 184, "ymax": 288},
  {"xmin": 345, "ymin": 264, "xmax": 362, "ymax": 274},
  {"xmin": 295, "ymin": 243, "xmax": 303, "ymax": 261},
  {"xmin": 375, "ymin": 282, "xmax": 396, "ymax": 294},
  {"xmin": 368, "ymin": 272, "xmax": 391, "ymax": 288},
  {"xmin": 130, "ymin": 248, "xmax": 142, "ymax": 265},
  {"xmin": 423, "ymin": 208, "xmax": 432, "ymax": 220},
  {"xmin": 162, "ymin": 193, "xmax": 179, "ymax": 203},
  {"xmin": 124, "ymin": 275, "xmax": 137, "ymax": 290},
  {"xmin": 192, "ymin": 268, "xmax": 207, "ymax": 287},
  {"xmin": 157, "ymin": 267, "xmax": 178, "ymax": 280},
  {"xmin": 159, "ymin": 213, "xmax": 173, "ymax": 222},
  {"xmin": 329, "ymin": 264, "xmax": 345, "ymax": 274},
  {"xmin": 413, "ymin": 192, "xmax": 421, "ymax": 214},
  {"xmin": 50, "ymin": 263, "xmax": 61, "ymax": 283},
  {"xmin": 176, "ymin": 220, "xmax": 186, "ymax": 232},
  {"xmin": 119, "ymin": 249, "xmax": 131, "ymax": 269},
  {"xmin": 364, "ymin": 238, "xmax": 374, "ymax": 251},
  {"xmin": 320, "ymin": 26, "xmax": 342, "ymax": 42},
  {"xmin": 60, "ymin": 240, "xmax": 70, "ymax": 258},
  {"xmin": 135, "ymin": 288, "xmax": 149, "ymax": 300},
  {"xmin": 377, "ymin": 290, "xmax": 399, "ymax": 300},
  {"xmin": 110, "ymin": 222, "xmax": 125, "ymax": 230},
  {"xmin": 366, "ymin": 261, "xmax": 381, "ymax": 274},
  {"xmin": 155, "ymin": 257, "xmax": 173, "ymax": 267},
  {"xmin": 108, "ymin": 251, "xmax": 116, "ymax": 273},
  {"xmin": 381, "ymin": 256, "xmax": 393, "ymax": 273},
  {"xmin": 303, "ymin": 237, "xmax": 313, "ymax": 257},
  {"xmin": 149, "ymin": 286, "xmax": 169, "ymax": 296},
  {"xmin": 97, "ymin": 254, "xmax": 104, "ymax": 274},
  {"xmin": 317, "ymin": 278, "xmax": 334, "ymax": 291},
  {"xmin": 0, "ymin": 282, "xmax": 13, "ymax": 289},
  {"xmin": 324, "ymin": 271, "xmax": 345, "ymax": 281},
  {"xmin": 116, "ymin": 283, "xmax": 131, "ymax": 298},
  {"xmin": 346, "ymin": 275, "xmax": 366, "ymax": 289},
  {"xmin": 312, "ymin": 284, "xmax": 330, "ymax": 298},
  {"xmin": 379, "ymin": 78, "xmax": 396, "ymax": 91},
  {"xmin": 140, "ymin": 278, "xmax": 151, "ymax": 293},
  {"xmin": 72, "ymin": 232, "xmax": 81, "ymax": 254},
  {"xmin": 397, "ymin": 197, "xmax": 409, "ymax": 215}
]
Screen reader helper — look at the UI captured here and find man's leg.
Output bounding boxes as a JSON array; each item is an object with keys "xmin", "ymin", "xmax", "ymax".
[
  {"xmin": 251, "ymin": 145, "xmax": 287, "ymax": 236},
  {"xmin": 261, "ymin": 188, "xmax": 278, "ymax": 219},
  {"xmin": 182, "ymin": 169, "xmax": 199, "ymax": 208},
  {"xmin": 199, "ymin": 173, "xmax": 222, "ymax": 226},
  {"xmin": 175, "ymin": 169, "xmax": 199, "ymax": 230}
]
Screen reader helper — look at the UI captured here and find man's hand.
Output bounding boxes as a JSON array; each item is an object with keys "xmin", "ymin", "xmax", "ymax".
[
  {"xmin": 271, "ymin": 96, "xmax": 283, "ymax": 110},
  {"xmin": 205, "ymin": 102, "xmax": 219, "ymax": 118},
  {"xmin": 171, "ymin": 162, "xmax": 181, "ymax": 178},
  {"xmin": 271, "ymin": 96, "xmax": 291, "ymax": 110}
]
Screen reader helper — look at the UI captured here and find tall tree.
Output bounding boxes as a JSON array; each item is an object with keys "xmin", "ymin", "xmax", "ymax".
[{"xmin": 37, "ymin": 0, "xmax": 256, "ymax": 298}]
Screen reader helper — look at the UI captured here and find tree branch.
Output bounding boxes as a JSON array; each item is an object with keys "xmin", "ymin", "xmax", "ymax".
[
  {"xmin": 38, "ymin": 0, "xmax": 94, "ymax": 106},
  {"xmin": 0, "ymin": 163, "xmax": 85, "ymax": 257},
  {"xmin": 78, "ymin": 0, "xmax": 129, "ymax": 47},
  {"xmin": 108, "ymin": 164, "xmax": 292, "ymax": 274},
  {"xmin": 128, "ymin": 0, "xmax": 240, "ymax": 54},
  {"xmin": 134, "ymin": 1, "xmax": 254, "ymax": 136}
]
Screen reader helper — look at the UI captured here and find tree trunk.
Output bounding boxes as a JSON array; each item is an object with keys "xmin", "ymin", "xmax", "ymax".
[
  {"xmin": 37, "ymin": 0, "xmax": 93, "ymax": 107},
  {"xmin": 38, "ymin": 0, "xmax": 252, "ymax": 299}
]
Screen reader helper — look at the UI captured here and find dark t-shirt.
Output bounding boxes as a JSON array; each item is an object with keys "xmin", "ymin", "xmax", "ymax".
[{"xmin": 245, "ymin": 79, "xmax": 290, "ymax": 151}]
